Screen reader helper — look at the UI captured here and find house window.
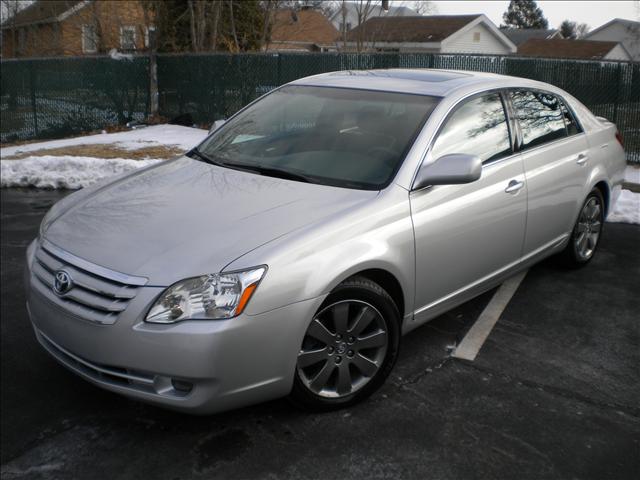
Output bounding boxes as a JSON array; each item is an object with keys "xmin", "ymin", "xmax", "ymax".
[
  {"xmin": 120, "ymin": 25, "xmax": 136, "ymax": 51},
  {"xmin": 473, "ymin": 32, "xmax": 481, "ymax": 42},
  {"xmin": 144, "ymin": 25, "xmax": 156, "ymax": 48},
  {"xmin": 17, "ymin": 28, "xmax": 26, "ymax": 53},
  {"xmin": 82, "ymin": 24, "xmax": 97, "ymax": 53}
]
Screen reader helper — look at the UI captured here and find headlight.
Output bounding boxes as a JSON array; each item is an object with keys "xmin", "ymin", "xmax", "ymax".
[{"xmin": 145, "ymin": 267, "xmax": 266, "ymax": 323}]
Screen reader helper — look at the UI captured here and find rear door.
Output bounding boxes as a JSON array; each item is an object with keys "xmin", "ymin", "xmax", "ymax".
[
  {"xmin": 410, "ymin": 92, "xmax": 527, "ymax": 322},
  {"xmin": 509, "ymin": 90, "xmax": 590, "ymax": 255}
]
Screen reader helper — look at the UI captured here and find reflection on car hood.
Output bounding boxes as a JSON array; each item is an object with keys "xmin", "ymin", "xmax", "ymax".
[{"xmin": 43, "ymin": 157, "xmax": 377, "ymax": 285}]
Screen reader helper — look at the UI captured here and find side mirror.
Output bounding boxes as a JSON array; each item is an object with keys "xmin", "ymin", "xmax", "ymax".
[
  {"xmin": 413, "ymin": 153, "xmax": 482, "ymax": 190},
  {"xmin": 208, "ymin": 119, "xmax": 226, "ymax": 135}
]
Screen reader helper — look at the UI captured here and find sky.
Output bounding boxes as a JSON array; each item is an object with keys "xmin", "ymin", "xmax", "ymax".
[{"xmin": 426, "ymin": 1, "xmax": 639, "ymax": 30}]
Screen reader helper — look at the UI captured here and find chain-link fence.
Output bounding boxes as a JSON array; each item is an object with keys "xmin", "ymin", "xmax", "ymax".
[
  {"xmin": 1, "ymin": 56, "xmax": 149, "ymax": 143},
  {"xmin": 2, "ymin": 52, "xmax": 639, "ymax": 162}
]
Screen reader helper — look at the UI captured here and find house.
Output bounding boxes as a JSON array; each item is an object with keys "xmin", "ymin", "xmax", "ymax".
[
  {"xmin": 500, "ymin": 28, "xmax": 562, "ymax": 46},
  {"xmin": 1, "ymin": 0, "xmax": 153, "ymax": 58},
  {"xmin": 329, "ymin": 2, "xmax": 417, "ymax": 34},
  {"xmin": 517, "ymin": 38, "xmax": 632, "ymax": 61},
  {"xmin": 584, "ymin": 18, "xmax": 640, "ymax": 61},
  {"xmin": 342, "ymin": 14, "xmax": 517, "ymax": 54},
  {"xmin": 267, "ymin": 8, "xmax": 339, "ymax": 52}
]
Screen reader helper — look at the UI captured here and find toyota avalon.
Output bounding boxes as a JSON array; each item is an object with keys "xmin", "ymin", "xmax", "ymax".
[{"xmin": 25, "ymin": 69, "xmax": 626, "ymax": 413}]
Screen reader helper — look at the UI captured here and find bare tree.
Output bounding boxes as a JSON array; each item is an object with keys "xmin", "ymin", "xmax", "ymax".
[
  {"xmin": 575, "ymin": 23, "xmax": 589, "ymax": 39},
  {"xmin": 411, "ymin": 0, "xmax": 437, "ymax": 15},
  {"xmin": 259, "ymin": 0, "xmax": 280, "ymax": 51},
  {"xmin": 1, "ymin": 0, "xmax": 23, "ymax": 57}
]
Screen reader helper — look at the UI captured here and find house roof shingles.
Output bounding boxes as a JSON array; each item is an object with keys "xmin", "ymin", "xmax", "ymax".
[
  {"xmin": 1, "ymin": 0, "xmax": 83, "ymax": 29},
  {"xmin": 500, "ymin": 28, "xmax": 559, "ymax": 46},
  {"xmin": 517, "ymin": 38, "xmax": 621, "ymax": 60},
  {"xmin": 270, "ymin": 9, "xmax": 339, "ymax": 46},
  {"xmin": 345, "ymin": 15, "xmax": 482, "ymax": 43}
]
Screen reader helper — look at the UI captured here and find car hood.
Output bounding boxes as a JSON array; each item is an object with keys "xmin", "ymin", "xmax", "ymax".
[{"xmin": 43, "ymin": 157, "xmax": 378, "ymax": 285}]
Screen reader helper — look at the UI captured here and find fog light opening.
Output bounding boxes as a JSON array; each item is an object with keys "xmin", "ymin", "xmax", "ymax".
[{"xmin": 171, "ymin": 379, "xmax": 193, "ymax": 394}]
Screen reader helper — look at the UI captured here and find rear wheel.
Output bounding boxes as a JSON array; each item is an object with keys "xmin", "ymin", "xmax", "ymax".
[
  {"xmin": 290, "ymin": 276, "xmax": 400, "ymax": 410},
  {"xmin": 561, "ymin": 189, "xmax": 604, "ymax": 267}
]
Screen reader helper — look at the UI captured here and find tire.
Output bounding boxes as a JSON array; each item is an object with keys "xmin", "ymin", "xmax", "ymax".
[
  {"xmin": 289, "ymin": 276, "xmax": 401, "ymax": 411},
  {"xmin": 560, "ymin": 188, "xmax": 605, "ymax": 267}
]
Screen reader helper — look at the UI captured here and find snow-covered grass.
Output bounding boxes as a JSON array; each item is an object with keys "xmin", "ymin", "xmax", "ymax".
[
  {"xmin": 1, "ymin": 124, "xmax": 206, "ymax": 157},
  {"xmin": 1, "ymin": 125, "xmax": 208, "ymax": 189},
  {"xmin": 608, "ymin": 189, "xmax": 640, "ymax": 225},
  {"xmin": 1, "ymin": 156, "xmax": 160, "ymax": 189}
]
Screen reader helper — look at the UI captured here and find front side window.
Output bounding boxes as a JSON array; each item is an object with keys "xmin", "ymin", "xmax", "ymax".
[
  {"xmin": 510, "ymin": 90, "xmax": 567, "ymax": 149},
  {"xmin": 430, "ymin": 93, "xmax": 512, "ymax": 163},
  {"xmin": 120, "ymin": 26, "xmax": 136, "ymax": 50},
  {"xmin": 196, "ymin": 86, "xmax": 440, "ymax": 190}
]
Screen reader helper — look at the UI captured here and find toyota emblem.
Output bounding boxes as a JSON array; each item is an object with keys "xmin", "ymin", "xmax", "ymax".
[{"xmin": 53, "ymin": 270, "xmax": 73, "ymax": 295}]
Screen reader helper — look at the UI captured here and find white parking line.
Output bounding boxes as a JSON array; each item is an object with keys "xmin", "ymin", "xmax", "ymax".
[{"xmin": 452, "ymin": 270, "xmax": 528, "ymax": 361}]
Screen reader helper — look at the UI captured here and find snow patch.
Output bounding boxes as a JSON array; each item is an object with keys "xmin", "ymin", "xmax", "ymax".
[
  {"xmin": 1, "ymin": 125, "xmax": 208, "ymax": 189},
  {"xmin": 109, "ymin": 48, "xmax": 134, "ymax": 61},
  {"xmin": 1, "ymin": 125, "xmax": 208, "ymax": 158},
  {"xmin": 624, "ymin": 165, "xmax": 640, "ymax": 185},
  {"xmin": 1, "ymin": 156, "xmax": 161, "ymax": 189},
  {"xmin": 607, "ymin": 189, "xmax": 640, "ymax": 225}
]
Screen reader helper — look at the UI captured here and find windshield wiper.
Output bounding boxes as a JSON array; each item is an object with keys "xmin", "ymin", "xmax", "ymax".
[
  {"xmin": 189, "ymin": 151, "xmax": 312, "ymax": 183},
  {"xmin": 223, "ymin": 163, "xmax": 312, "ymax": 183},
  {"xmin": 187, "ymin": 147, "xmax": 226, "ymax": 167}
]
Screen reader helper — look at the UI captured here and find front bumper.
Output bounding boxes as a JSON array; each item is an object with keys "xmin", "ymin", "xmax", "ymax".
[{"xmin": 25, "ymin": 240, "xmax": 325, "ymax": 414}]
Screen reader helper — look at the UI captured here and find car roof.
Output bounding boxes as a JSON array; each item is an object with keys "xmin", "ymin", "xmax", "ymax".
[{"xmin": 290, "ymin": 68, "xmax": 552, "ymax": 98}]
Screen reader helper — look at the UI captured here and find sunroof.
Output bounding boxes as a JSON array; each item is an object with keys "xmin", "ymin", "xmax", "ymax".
[
  {"xmin": 383, "ymin": 70, "xmax": 470, "ymax": 82},
  {"xmin": 329, "ymin": 69, "xmax": 469, "ymax": 83}
]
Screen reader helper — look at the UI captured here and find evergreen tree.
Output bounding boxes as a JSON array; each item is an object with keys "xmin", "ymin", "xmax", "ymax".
[
  {"xmin": 501, "ymin": 0, "xmax": 549, "ymax": 29},
  {"xmin": 560, "ymin": 19, "xmax": 577, "ymax": 39}
]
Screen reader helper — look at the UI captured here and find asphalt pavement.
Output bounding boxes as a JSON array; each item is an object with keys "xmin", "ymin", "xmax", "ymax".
[{"xmin": 1, "ymin": 188, "xmax": 639, "ymax": 480}]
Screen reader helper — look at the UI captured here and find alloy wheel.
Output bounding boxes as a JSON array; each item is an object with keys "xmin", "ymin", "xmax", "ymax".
[
  {"xmin": 575, "ymin": 196, "xmax": 603, "ymax": 260},
  {"xmin": 296, "ymin": 300, "xmax": 388, "ymax": 398}
]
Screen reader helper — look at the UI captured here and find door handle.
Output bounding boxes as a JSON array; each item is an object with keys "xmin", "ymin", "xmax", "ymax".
[
  {"xmin": 505, "ymin": 180, "xmax": 524, "ymax": 194},
  {"xmin": 576, "ymin": 153, "xmax": 587, "ymax": 165}
]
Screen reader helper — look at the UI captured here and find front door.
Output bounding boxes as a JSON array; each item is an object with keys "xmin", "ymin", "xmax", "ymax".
[{"xmin": 410, "ymin": 92, "xmax": 527, "ymax": 323}]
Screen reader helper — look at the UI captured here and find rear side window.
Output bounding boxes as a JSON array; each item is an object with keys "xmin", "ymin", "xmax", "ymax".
[
  {"xmin": 431, "ymin": 93, "xmax": 512, "ymax": 163},
  {"xmin": 560, "ymin": 99, "xmax": 582, "ymax": 136},
  {"xmin": 510, "ymin": 90, "xmax": 567, "ymax": 149}
]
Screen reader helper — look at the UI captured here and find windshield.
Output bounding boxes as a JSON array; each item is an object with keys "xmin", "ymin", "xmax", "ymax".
[{"xmin": 196, "ymin": 86, "xmax": 440, "ymax": 190}]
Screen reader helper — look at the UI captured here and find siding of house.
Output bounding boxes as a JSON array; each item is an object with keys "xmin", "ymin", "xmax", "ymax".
[
  {"xmin": 586, "ymin": 22, "xmax": 640, "ymax": 61},
  {"xmin": 604, "ymin": 43, "xmax": 632, "ymax": 61},
  {"xmin": 1, "ymin": 0, "xmax": 150, "ymax": 58},
  {"xmin": 441, "ymin": 23, "xmax": 511, "ymax": 54}
]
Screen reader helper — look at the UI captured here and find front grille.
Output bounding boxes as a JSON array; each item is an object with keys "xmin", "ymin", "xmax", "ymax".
[{"xmin": 31, "ymin": 240, "xmax": 147, "ymax": 325}]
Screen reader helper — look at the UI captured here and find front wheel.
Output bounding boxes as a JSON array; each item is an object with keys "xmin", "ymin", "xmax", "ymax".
[
  {"xmin": 290, "ymin": 276, "xmax": 400, "ymax": 411},
  {"xmin": 561, "ymin": 189, "xmax": 605, "ymax": 267}
]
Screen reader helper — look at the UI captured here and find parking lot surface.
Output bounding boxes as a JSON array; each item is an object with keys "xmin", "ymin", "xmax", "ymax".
[{"xmin": 1, "ymin": 188, "xmax": 639, "ymax": 480}]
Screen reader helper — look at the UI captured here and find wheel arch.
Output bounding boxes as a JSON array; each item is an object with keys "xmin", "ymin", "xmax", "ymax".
[
  {"xmin": 593, "ymin": 180, "xmax": 610, "ymax": 217},
  {"xmin": 331, "ymin": 267, "xmax": 406, "ymax": 321}
]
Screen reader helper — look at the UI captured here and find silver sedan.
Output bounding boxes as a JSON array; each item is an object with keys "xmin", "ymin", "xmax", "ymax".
[{"xmin": 25, "ymin": 70, "xmax": 626, "ymax": 413}]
